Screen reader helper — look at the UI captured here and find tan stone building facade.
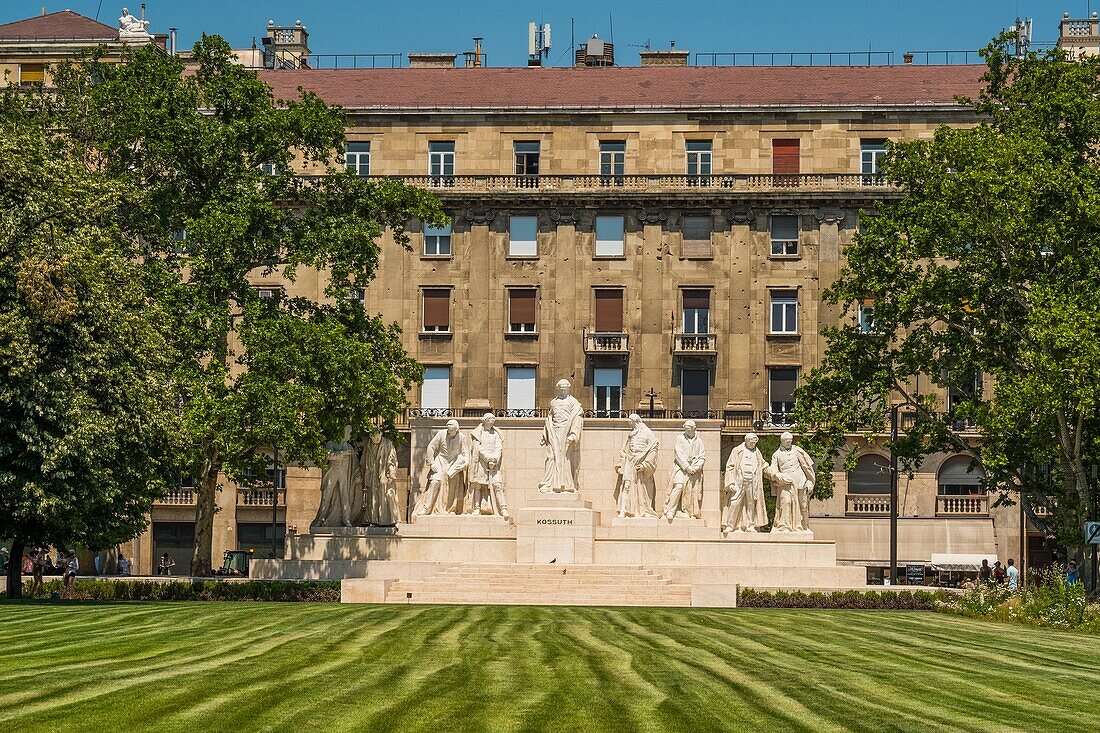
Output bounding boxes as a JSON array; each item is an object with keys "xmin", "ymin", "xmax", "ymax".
[{"xmin": 0, "ymin": 7, "xmax": 1054, "ymax": 579}]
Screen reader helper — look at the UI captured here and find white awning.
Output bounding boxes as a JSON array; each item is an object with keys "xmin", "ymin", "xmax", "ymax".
[{"xmin": 930, "ymin": 552, "xmax": 997, "ymax": 572}]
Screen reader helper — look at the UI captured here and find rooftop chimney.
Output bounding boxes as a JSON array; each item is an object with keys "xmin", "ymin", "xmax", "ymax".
[
  {"xmin": 639, "ymin": 48, "xmax": 690, "ymax": 67},
  {"xmin": 409, "ymin": 53, "xmax": 458, "ymax": 68}
]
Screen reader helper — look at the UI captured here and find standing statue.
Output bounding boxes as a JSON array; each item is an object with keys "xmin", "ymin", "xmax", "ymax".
[
  {"xmin": 358, "ymin": 432, "xmax": 400, "ymax": 526},
  {"xmin": 614, "ymin": 414, "xmax": 660, "ymax": 518},
  {"xmin": 118, "ymin": 7, "xmax": 150, "ymax": 36},
  {"xmin": 722, "ymin": 432, "xmax": 769, "ymax": 533},
  {"xmin": 663, "ymin": 420, "xmax": 706, "ymax": 520},
  {"xmin": 311, "ymin": 436, "xmax": 361, "ymax": 529},
  {"xmin": 417, "ymin": 420, "xmax": 469, "ymax": 516},
  {"xmin": 538, "ymin": 379, "xmax": 584, "ymax": 494},
  {"xmin": 766, "ymin": 431, "xmax": 815, "ymax": 533},
  {"xmin": 467, "ymin": 413, "xmax": 510, "ymax": 518}
]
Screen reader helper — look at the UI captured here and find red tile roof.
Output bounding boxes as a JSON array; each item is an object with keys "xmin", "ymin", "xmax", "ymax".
[
  {"xmin": 0, "ymin": 10, "xmax": 117, "ymax": 41},
  {"xmin": 258, "ymin": 65, "xmax": 986, "ymax": 111}
]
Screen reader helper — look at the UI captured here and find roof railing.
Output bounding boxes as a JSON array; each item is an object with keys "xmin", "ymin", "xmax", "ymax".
[{"xmin": 693, "ymin": 50, "xmax": 987, "ymax": 66}]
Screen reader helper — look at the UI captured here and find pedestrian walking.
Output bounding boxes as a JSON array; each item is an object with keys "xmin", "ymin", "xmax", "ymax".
[
  {"xmin": 1006, "ymin": 558, "xmax": 1019, "ymax": 590},
  {"xmin": 62, "ymin": 551, "xmax": 78, "ymax": 599}
]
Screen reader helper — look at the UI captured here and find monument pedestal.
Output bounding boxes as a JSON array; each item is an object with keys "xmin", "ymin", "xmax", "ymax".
[{"xmin": 515, "ymin": 493, "xmax": 600, "ymax": 564}]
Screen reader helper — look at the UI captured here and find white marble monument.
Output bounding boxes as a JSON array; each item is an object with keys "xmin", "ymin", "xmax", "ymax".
[
  {"xmin": 359, "ymin": 433, "xmax": 400, "ymax": 526},
  {"xmin": 537, "ymin": 379, "xmax": 584, "ymax": 494},
  {"xmin": 613, "ymin": 414, "xmax": 660, "ymax": 518},
  {"xmin": 467, "ymin": 413, "xmax": 510, "ymax": 518},
  {"xmin": 722, "ymin": 432, "xmax": 768, "ymax": 533},
  {"xmin": 417, "ymin": 420, "xmax": 469, "ymax": 516},
  {"xmin": 118, "ymin": 7, "xmax": 150, "ymax": 39},
  {"xmin": 311, "ymin": 437, "xmax": 360, "ymax": 529},
  {"xmin": 663, "ymin": 420, "xmax": 706, "ymax": 520},
  {"xmin": 767, "ymin": 431, "xmax": 815, "ymax": 533}
]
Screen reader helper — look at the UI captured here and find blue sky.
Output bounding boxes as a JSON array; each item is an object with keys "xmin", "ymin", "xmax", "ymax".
[{"xmin": 2, "ymin": 1, "xmax": 1089, "ymax": 66}]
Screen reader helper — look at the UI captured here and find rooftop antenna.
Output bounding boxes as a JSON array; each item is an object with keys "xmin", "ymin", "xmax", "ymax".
[
  {"xmin": 528, "ymin": 21, "xmax": 552, "ymax": 66},
  {"xmin": 609, "ymin": 12, "xmax": 614, "ymax": 44}
]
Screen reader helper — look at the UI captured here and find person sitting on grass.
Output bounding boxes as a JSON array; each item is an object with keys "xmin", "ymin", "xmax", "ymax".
[{"xmin": 62, "ymin": 551, "xmax": 79, "ymax": 599}]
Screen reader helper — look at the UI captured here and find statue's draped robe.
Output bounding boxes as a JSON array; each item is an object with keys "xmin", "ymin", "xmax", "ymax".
[
  {"xmin": 538, "ymin": 395, "xmax": 584, "ymax": 493},
  {"xmin": 468, "ymin": 426, "xmax": 508, "ymax": 515},
  {"xmin": 768, "ymin": 446, "xmax": 813, "ymax": 532},
  {"xmin": 424, "ymin": 431, "xmax": 469, "ymax": 515},
  {"xmin": 664, "ymin": 434, "xmax": 706, "ymax": 518},
  {"xmin": 615, "ymin": 426, "xmax": 659, "ymax": 517},
  {"xmin": 311, "ymin": 443, "xmax": 361, "ymax": 528},
  {"xmin": 722, "ymin": 444, "xmax": 768, "ymax": 531},
  {"xmin": 359, "ymin": 437, "xmax": 399, "ymax": 526}
]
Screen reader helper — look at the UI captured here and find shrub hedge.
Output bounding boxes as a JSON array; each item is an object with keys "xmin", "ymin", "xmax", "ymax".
[
  {"xmin": 738, "ymin": 588, "xmax": 952, "ymax": 610},
  {"xmin": 937, "ymin": 566, "xmax": 1100, "ymax": 633},
  {"xmin": 20, "ymin": 578, "xmax": 341, "ymax": 602}
]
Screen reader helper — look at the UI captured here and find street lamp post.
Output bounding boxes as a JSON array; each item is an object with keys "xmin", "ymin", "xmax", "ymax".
[
  {"xmin": 889, "ymin": 404, "xmax": 899, "ymax": 586},
  {"xmin": 271, "ymin": 446, "xmax": 281, "ymax": 560}
]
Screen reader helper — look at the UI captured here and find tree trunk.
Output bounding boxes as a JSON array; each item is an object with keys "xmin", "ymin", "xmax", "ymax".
[
  {"xmin": 6, "ymin": 538, "xmax": 24, "ymax": 599},
  {"xmin": 191, "ymin": 460, "xmax": 219, "ymax": 577}
]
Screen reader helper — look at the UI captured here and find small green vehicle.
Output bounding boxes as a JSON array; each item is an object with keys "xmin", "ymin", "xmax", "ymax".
[{"xmin": 215, "ymin": 549, "xmax": 253, "ymax": 576}]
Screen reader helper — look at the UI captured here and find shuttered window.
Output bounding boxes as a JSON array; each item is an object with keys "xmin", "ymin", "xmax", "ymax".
[
  {"xmin": 19, "ymin": 63, "xmax": 44, "ymax": 84},
  {"xmin": 506, "ymin": 367, "xmax": 537, "ymax": 410},
  {"xmin": 769, "ymin": 367, "xmax": 799, "ymax": 415},
  {"xmin": 681, "ymin": 369, "xmax": 710, "ymax": 415},
  {"xmin": 773, "ymin": 139, "xmax": 800, "ymax": 186},
  {"xmin": 770, "ymin": 215, "xmax": 800, "ymax": 256},
  {"xmin": 594, "ymin": 289, "xmax": 624, "ymax": 332},
  {"xmin": 509, "ymin": 216, "xmax": 538, "ymax": 257},
  {"xmin": 595, "ymin": 215, "xmax": 625, "ymax": 257},
  {"xmin": 681, "ymin": 216, "xmax": 713, "ymax": 259},
  {"xmin": 421, "ymin": 366, "xmax": 451, "ymax": 408},
  {"xmin": 508, "ymin": 289, "xmax": 537, "ymax": 332},
  {"xmin": 682, "ymin": 289, "xmax": 710, "ymax": 333},
  {"xmin": 422, "ymin": 288, "xmax": 451, "ymax": 332}
]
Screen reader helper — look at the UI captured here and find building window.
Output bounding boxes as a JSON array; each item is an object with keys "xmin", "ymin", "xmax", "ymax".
[
  {"xmin": 344, "ymin": 141, "xmax": 370, "ymax": 176},
  {"xmin": 349, "ymin": 287, "xmax": 366, "ymax": 308},
  {"xmin": 237, "ymin": 522, "xmax": 286, "ymax": 558},
  {"xmin": 152, "ymin": 522, "xmax": 195, "ymax": 576},
  {"xmin": 19, "ymin": 63, "xmax": 44, "ymax": 85},
  {"xmin": 848, "ymin": 454, "xmax": 890, "ymax": 495},
  {"xmin": 600, "ymin": 141, "xmax": 626, "ymax": 183},
  {"xmin": 421, "ymin": 288, "xmax": 451, "ymax": 333},
  {"xmin": 859, "ymin": 303, "xmax": 876, "ymax": 333},
  {"xmin": 506, "ymin": 367, "xmax": 537, "ymax": 410},
  {"xmin": 946, "ymin": 370, "xmax": 982, "ymax": 414},
  {"xmin": 428, "ymin": 141, "xmax": 455, "ymax": 185},
  {"xmin": 594, "ymin": 367, "xmax": 623, "ymax": 416},
  {"xmin": 508, "ymin": 215, "xmax": 538, "ymax": 257},
  {"xmin": 424, "ymin": 221, "xmax": 452, "ymax": 256},
  {"xmin": 768, "ymin": 367, "xmax": 799, "ymax": 418},
  {"xmin": 594, "ymin": 288, "xmax": 624, "ymax": 332},
  {"xmin": 937, "ymin": 455, "xmax": 984, "ymax": 496},
  {"xmin": 770, "ymin": 290, "xmax": 798, "ymax": 334},
  {"xmin": 681, "ymin": 215, "xmax": 713, "ymax": 259},
  {"xmin": 770, "ymin": 215, "xmax": 799, "ymax": 256},
  {"xmin": 861, "ymin": 139, "xmax": 888, "ymax": 184},
  {"xmin": 259, "ymin": 162, "xmax": 281, "ymax": 176},
  {"xmin": 256, "ymin": 287, "xmax": 281, "ymax": 301},
  {"xmin": 514, "ymin": 141, "xmax": 540, "ymax": 177},
  {"xmin": 772, "ymin": 138, "xmax": 800, "ymax": 185},
  {"xmin": 421, "ymin": 366, "xmax": 451, "ymax": 409},
  {"xmin": 682, "ymin": 289, "xmax": 711, "ymax": 334},
  {"xmin": 507, "ymin": 288, "xmax": 537, "ymax": 333},
  {"xmin": 595, "ymin": 215, "xmax": 625, "ymax": 257},
  {"xmin": 681, "ymin": 369, "xmax": 710, "ymax": 415},
  {"xmin": 686, "ymin": 140, "xmax": 712, "ymax": 183}
]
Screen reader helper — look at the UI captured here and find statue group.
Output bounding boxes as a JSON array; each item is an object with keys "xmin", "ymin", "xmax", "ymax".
[
  {"xmin": 310, "ymin": 432, "xmax": 400, "ymax": 529},
  {"xmin": 312, "ymin": 378, "xmax": 817, "ymax": 533}
]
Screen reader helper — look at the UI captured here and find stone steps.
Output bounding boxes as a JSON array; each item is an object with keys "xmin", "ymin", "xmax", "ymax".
[{"xmin": 385, "ymin": 563, "xmax": 693, "ymax": 606}]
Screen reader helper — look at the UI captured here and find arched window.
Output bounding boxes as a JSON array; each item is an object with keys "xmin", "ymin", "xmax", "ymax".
[
  {"xmin": 848, "ymin": 454, "xmax": 890, "ymax": 494},
  {"xmin": 937, "ymin": 455, "xmax": 984, "ymax": 496}
]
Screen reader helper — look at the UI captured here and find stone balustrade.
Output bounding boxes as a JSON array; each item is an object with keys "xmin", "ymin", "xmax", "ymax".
[
  {"xmin": 237, "ymin": 488, "xmax": 287, "ymax": 507},
  {"xmin": 846, "ymin": 494, "xmax": 891, "ymax": 516},
  {"xmin": 156, "ymin": 487, "xmax": 196, "ymax": 505},
  {"xmin": 672, "ymin": 333, "xmax": 718, "ymax": 355},
  {"xmin": 936, "ymin": 494, "xmax": 990, "ymax": 516},
  {"xmin": 583, "ymin": 331, "xmax": 629, "ymax": 355}
]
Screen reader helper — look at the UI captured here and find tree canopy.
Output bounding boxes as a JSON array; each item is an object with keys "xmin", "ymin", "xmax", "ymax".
[
  {"xmin": 794, "ymin": 39, "xmax": 1100, "ymax": 555},
  {"xmin": 12, "ymin": 36, "xmax": 444, "ymax": 576},
  {"xmin": 0, "ymin": 82, "xmax": 177, "ymax": 595}
]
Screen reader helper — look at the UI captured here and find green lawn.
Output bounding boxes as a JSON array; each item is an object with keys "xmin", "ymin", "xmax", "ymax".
[{"xmin": 0, "ymin": 603, "xmax": 1096, "ymax": 732}]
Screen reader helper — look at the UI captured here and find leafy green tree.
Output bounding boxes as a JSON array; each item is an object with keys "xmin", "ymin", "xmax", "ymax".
[
  {"xmin": 794, "ymin": 39, "xmax": 1100, "ymax": 574},
  {"xmin": 47, "ymin": 38, "xmax": 443, "ymax": 575},
  {"xmin": 0, "ymin": 85, "xmax": 177, "ymax": 597}
]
